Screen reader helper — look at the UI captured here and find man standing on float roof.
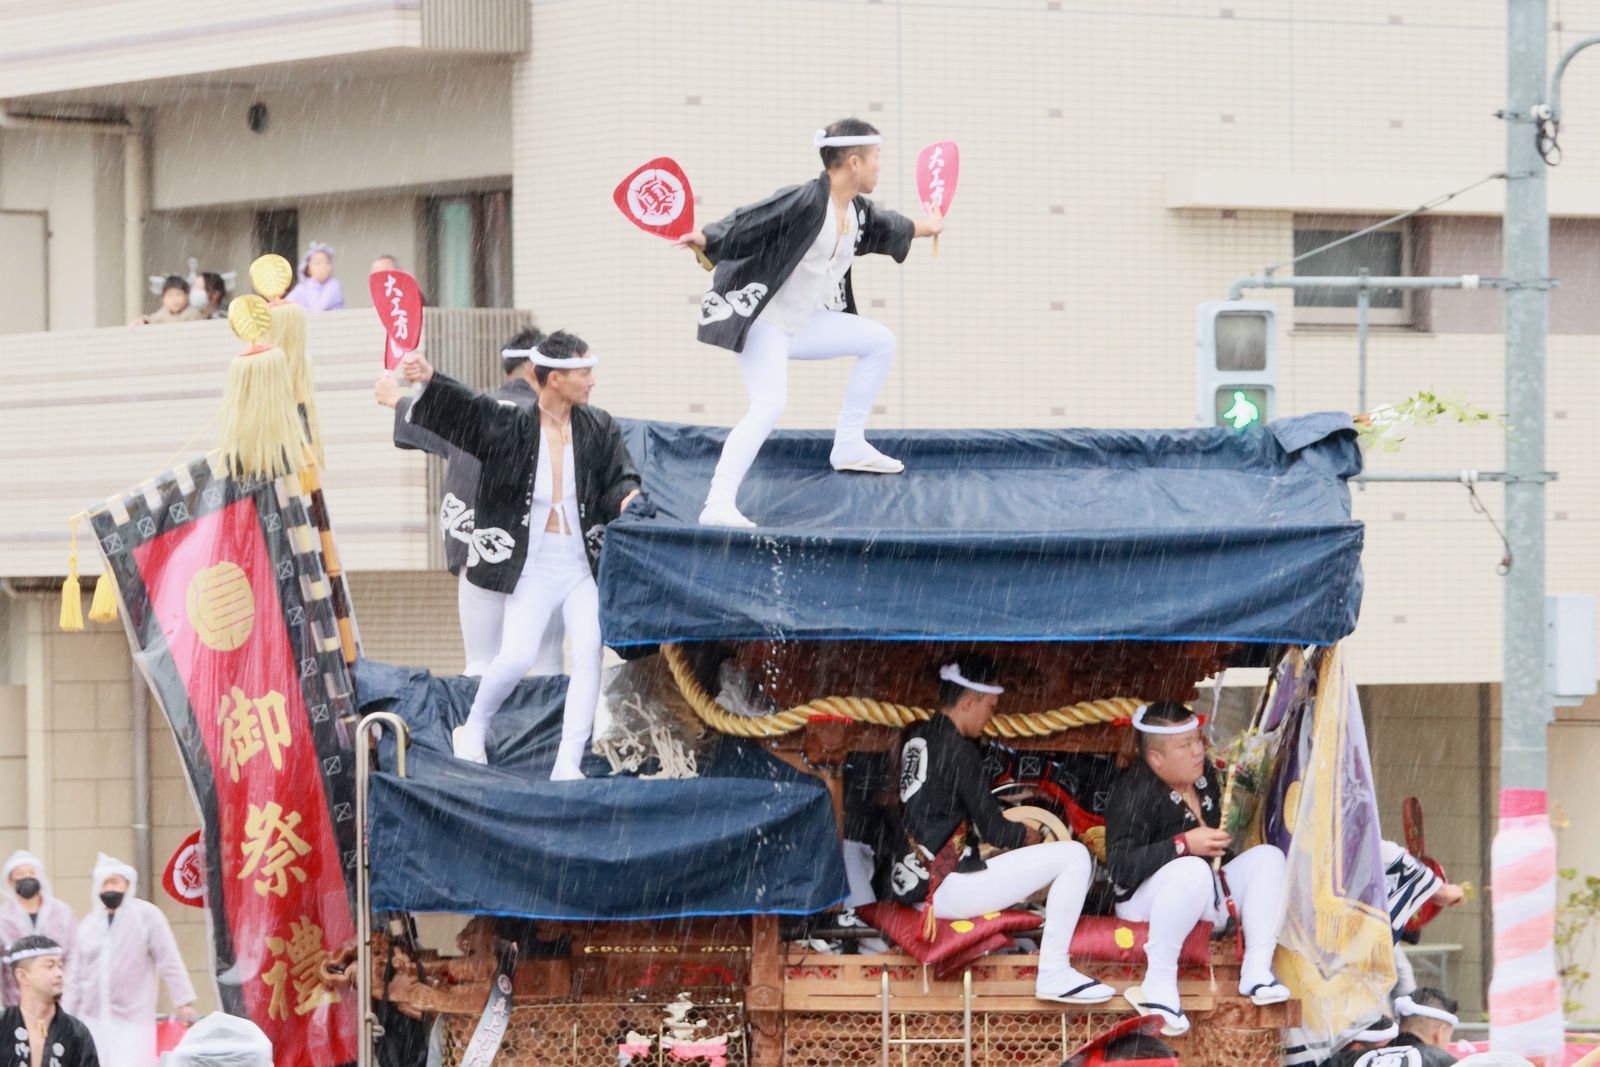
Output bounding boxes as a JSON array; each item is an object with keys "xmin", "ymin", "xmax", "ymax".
[{"xmin": 677, "ymin": 117, "xmax": 946, "ymax": 528}]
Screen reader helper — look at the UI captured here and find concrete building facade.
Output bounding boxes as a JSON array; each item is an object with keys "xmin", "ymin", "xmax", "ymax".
[{"xmin": 3, "ymin": 0, "xmax": 1600, "ymax": 1019}]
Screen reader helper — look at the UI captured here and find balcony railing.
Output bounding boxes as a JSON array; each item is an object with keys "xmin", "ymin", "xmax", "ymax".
[{"xmin": 0, "ymin": 307, "xmax": 533, "ymax": 579}]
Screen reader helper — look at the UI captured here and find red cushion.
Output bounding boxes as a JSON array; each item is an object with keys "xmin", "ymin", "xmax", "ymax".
[
  {"xmin": 855, "ymin": 902, "xmax": 1042, "ymax": 976},
  {"xmin": 1068, "ymin": 915, "xmax": 1214, "ymax": 967}
]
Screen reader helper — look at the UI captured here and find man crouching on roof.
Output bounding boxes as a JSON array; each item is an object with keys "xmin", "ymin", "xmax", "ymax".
[
  {"xmin": 1105, "ymin": 701, "xmax": 1289, "ymax": 1037},
  {"xmin": 881, "ymin": 654, "xmax": 1114, "ymax": 1006}
]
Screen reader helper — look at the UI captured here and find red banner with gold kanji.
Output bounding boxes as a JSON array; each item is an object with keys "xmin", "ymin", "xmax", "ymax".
[{"xmin": 128, "ymin": 494, "xmax": 356, "ymax": 1064}]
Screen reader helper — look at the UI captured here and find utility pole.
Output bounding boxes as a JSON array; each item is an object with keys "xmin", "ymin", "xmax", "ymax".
[
  {"xmin": 1489, "ymin": 2, "xmax": 1563, "ymax": 1061},
  {"xmin": 1501, "ymin": 0, "xmax": 1550, "ymax": 796}
]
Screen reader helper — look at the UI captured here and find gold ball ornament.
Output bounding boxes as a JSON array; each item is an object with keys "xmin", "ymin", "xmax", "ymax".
[
  {"xmin": 228, "ymin": 294, "xmax": 273, "ymax": 344},
  {"xmin": 249, "ymin": 254, "xmax": 295, "ymax": 301}
]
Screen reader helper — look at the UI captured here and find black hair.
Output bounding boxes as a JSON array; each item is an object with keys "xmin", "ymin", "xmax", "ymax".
[
  {"xmin": 500, "ymin": 327, "xmax": 545, "ymax": 377},
  {"xmin": 1061, "ymin": 1032, "xmax": 1177, "ymax": 1067},
  {"xmin": 936, "ymin": 653, "xmax": 1001, "ymax": 709},
  {"xmin": 819, "ymin": 117, "xmax": 880, "ymax": 170},
  {"xmin": 201, "ymin": 272, "xmax": 226, "ymax": 302},
  {"xmin": 161, "ymin": 274, "xmax": 189, "ymax": 295},
  {"xmin": 1136, "ymin": 701, "xmax": 1198, "ymax": 759},
  {"xmin": 1402, "ymin": 987, "xmax": 1459, "ymax": 1031},
  {"xmin": 533, "ymin": 329, "xmax": 589, "ymax": 387},
  {"xmin": 5, "ymin": 934, "xmax": 61, "ymax": 971}
]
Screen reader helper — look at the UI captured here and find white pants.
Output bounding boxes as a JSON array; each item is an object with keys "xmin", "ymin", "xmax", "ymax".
[
  {"xmin": 458, "ymin": 572, "xmax": 564, "ymax": 677},
  {"xmin": 1114, "ymin": 844, "xmax": 1287, "ymax": 1007},
  {"xmin": 705, "ymin": 310, "xmax": 896, "ymax": 509},
  {"xmin": 932, "ymin": 841, "xmax": 1095, "ymax": 990},
  {"xmin": 461, "ymin": 535, "xmax": 602, "ymax": 779}
]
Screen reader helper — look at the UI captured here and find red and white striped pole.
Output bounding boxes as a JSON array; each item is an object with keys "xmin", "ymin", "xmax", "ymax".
[{"xmin": 1488, "ymin": 788, "xmax": 1564, "ymax": 1061}]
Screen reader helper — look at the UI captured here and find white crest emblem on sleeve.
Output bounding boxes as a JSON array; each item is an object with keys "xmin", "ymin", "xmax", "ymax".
[{"xmin": 899, "ymin": 737, "xmax": 929, "ymax": 801}]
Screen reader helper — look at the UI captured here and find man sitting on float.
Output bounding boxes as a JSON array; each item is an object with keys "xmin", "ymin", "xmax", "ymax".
[
  {"xmin": 880, "ymin": 654, "xmax": 1114, "ymax": 1006},
  {"xmin": 1104, "ymin": 701, "xmax": 1290, "ymax": 1036}
]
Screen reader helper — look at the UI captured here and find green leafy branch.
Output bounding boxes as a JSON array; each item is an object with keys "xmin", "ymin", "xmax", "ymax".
[{"xmin": 1355, "ymin": 391, "xmax": 1506, "ymax": 453}]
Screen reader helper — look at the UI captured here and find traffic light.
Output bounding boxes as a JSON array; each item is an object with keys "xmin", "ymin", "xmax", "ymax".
[{"xmin": 1195, "ymin": 301, "xmax": 1276, "ymax": 429}]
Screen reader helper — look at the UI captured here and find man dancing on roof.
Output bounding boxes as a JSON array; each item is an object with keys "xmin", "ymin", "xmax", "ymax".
[
  {"xmin": 880, "ymin": 654, "xmax": 1114, "ymax": 1006},
  {"xmin": 677, "ymin": 117, "xmax": 945, "ymax": 528},
  {"xmin": 1104, "ymin": 701, "xmax": 1289, "ymax": 1037},
  {"xmin": 399, "ymin": 333, "xmax": 641, "ymax": 778}
]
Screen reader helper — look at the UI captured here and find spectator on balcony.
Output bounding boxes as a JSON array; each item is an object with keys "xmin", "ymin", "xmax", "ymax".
[
  {"xmin": 130, "ymin": 276, "xmax": 203, "ymax": 326},
  {"xmin": 193, "ymin": 272, "xmax": 229, "ymax": 320},
  {"xmin": 287, "ymin": 242, "xmax": 346, "ymax": 313},
  {"xmin": 370, "ymin": 253, "xmax": 400, "ymax": 275}
]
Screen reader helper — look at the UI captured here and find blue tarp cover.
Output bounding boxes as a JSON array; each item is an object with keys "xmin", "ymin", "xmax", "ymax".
[
  {"xmin": 601, "ymin": 413, "xmax": 1365, "ymax": 647},
  {"xmin": 357, "ymin": 660, "xmax": 847, "ymax": 919}
]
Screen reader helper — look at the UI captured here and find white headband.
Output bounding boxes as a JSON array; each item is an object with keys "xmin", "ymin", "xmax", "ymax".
[
  {"xmin": 1131, "ymin": 705, "xmax": 1200, "ymax": 735},
  {"xmin": 814, "ymin": 129, "xmax": 883, "ymax": 148},
  {"xmin": 500, "ymin": 346, "xmax": 598, "ymax": 370},
  {"xmin": 939, "ymin": 663, "xmax": 1004, "ymax": 695},
  {"xmin": 1395, "ymin": 996, "xmax": 1459, "ymax": 1028},
  {"xmin": 3, "ymin": 946, "xmax": 63, "ymax": 966},
  {"xmin": 1347, "ymin": 1019, "xmax": 1400, "ymax": 1044}
]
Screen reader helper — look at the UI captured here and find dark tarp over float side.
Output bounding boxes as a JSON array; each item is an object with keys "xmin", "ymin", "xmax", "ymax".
[
  {"xmin": 600, "ymin": 413, "xmax": 1365, "ymax": 648},
  {"xmin": 357, "ymin": 660, "xmax": 848, "ymax": 920}
]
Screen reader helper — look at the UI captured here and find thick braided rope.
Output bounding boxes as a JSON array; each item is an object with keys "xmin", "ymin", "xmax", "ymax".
[{"xmin": 661, "ymin": 643, "xmax": 1144, "ymax": 739}]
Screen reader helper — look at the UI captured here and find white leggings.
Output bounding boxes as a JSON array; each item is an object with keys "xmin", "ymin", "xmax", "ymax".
[
  {"xmin": 461, "ymin": 536, "xmax": 602, "ymax": 779},
  {"xmin": 458, "ymin": 572, "xmax": 564, "ymax": 677},
  {"xmin": 932, "ymin": 841, "xmax": 1094, "ymax": 989},
  {"xmin": 705, "ymin": 310, "xmax": 896, "ymax": 508},
  {"xmin": 1114, "ymin": 844, "xmax": 1287, "ymax": 1005}
]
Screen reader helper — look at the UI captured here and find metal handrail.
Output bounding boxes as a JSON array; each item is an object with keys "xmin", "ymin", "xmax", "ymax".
[{"xmin": 355, "ymin": 711, "xmax": 410, "ymax": 1067}]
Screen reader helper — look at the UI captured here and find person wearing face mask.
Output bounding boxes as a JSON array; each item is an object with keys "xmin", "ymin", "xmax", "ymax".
[
  {"xmin": 0, "ymin": 851, "xmax": 76, "ymax": 1009},
  {"xmin": 63, "ymin": 855, "xmax": 197, "ymax": 1067}
]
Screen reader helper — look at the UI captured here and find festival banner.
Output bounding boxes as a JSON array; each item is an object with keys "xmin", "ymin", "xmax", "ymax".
[
  {"xmin": 88, "ymin": 455, "xmax": 359, "ymax": 1066},
  {"xmin": 1271, "ymin": 647, "xmax": 1395, "ymax": 1063}
]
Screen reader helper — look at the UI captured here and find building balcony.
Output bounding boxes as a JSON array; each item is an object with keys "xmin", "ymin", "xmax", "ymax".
[
  {"xmin": 0, "ymin": 0, "xmax": 527, "ymax": 103},
  {"xmin": 0, "ymin": 306, "xmax": 532, "ymax": 578}
]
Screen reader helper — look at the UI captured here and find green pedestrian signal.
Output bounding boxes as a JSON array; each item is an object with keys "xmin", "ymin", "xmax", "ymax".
[
  {"xmin": 1215, "ymin": 387, "xmax": 1268, "ymax": 430},
  {"xmin": 1196, "ymin": 302, "xmax": 1276, "ymax": 427}
]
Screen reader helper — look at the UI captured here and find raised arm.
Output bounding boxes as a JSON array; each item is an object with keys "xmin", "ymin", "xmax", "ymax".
[
  {"xmin": 856, "ymin": 198, "xmax": 918, "ymax": 262},
  {"xmin": 399, "ymin": 354, "xmax": 524, "ymax": 461},
  {"xmin": 391, "ymin": 394, "xmax": 452, "ymax": 457}
]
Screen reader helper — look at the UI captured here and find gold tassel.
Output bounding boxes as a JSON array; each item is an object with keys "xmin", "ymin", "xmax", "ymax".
[
  {"xmin": 60, "ymin": 526, "xmax": 84, "ymax": 632},
  {"xmin": 265, "ymin": 300, "xmax": 325, "ymax": 466},
  {"xmin": 219, "ymin": 296, "xmax": 308, "ymax": 481},
  {"xmin": 921, "ymin": 905, "xmax": 938, "ymax": 944},
  {"xmin": 88, "ymin": 568, "xmax": 119, "ymax": 623}
]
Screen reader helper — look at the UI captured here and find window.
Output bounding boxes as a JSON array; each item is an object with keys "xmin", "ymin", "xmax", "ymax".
[
  {"xmin": 424, "ymin": 191, "xmax": 513, "ymax": 308},
  {"xmin": 253, "ymin": 209, "xmax": 299, "ymax": 265},
  {"xmin": 1291, "ymin": 218, "xmax": 1411, "ymax": 326}
]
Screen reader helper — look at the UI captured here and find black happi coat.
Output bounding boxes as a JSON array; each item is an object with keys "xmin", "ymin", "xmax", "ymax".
[
  {"xmin": 881, "ymin": 714, "xmax": 1029, "ymax": 906},
  {"xmin": 1103, "ymin": 759, "xmax": 1224, "ymax": 902},
  {"xmin": 1388, "ymin": 1033, "xmax": 1459, "ymax": 1067},
  {"xmin": 406, "ymin": 373, "xmax": 641, "ymax": 594},
  {"xmin": 394, "ymin": 378, "xmax": 539, "ymax": 578},
  {"xmin": 697, "ymin": 172, "xmax": 916, "ymax": 352},
  {"xmin": 2, "ymin": 1007, "xmax": 99, "ymax": 1067}
]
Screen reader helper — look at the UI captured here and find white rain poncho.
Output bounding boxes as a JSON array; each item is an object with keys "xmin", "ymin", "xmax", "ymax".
[
  {"xmin": 64, "ymin": 854, "xmax": 197, "ymax": 1067},
  {"xmin": 160, "ymin": 1013, "xmax": 273, "ymax": 1067},
  {"xmin": 0, "ymin": 849, "xmax": 76, "ymax": 1008}
]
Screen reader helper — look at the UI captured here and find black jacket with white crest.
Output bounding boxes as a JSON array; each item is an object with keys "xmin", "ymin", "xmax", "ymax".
[
  {"xmin": 696, "ymin": 171, "xmax": 915, "ymax": 353},
  {"xmin": 404, "ymin": 373, "xmax": 641, "ymax": 594}
]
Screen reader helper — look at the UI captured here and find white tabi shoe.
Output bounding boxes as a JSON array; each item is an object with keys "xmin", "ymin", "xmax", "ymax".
[
  {"xmin": 829, "ymin": 440, "xmax": 905, "ymax": 474},
  {"xmin": 1034, "ymin": 975, "xmax": 1116, "ymax": 1006},
  {"xmin": 1122, "ymin": 984, "xmax": 1190, "ymax": 1037},
  {"xmin": 698, "ymin": 502, "xmax": 756, "ymax": 528},
  {"xmin": 451, "ymin": 726, "xmax": 488, "ymax": 765},
  {"xmin": 1241, "ymin": 979, "xmax": 1290, "ymax": 1006}
]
